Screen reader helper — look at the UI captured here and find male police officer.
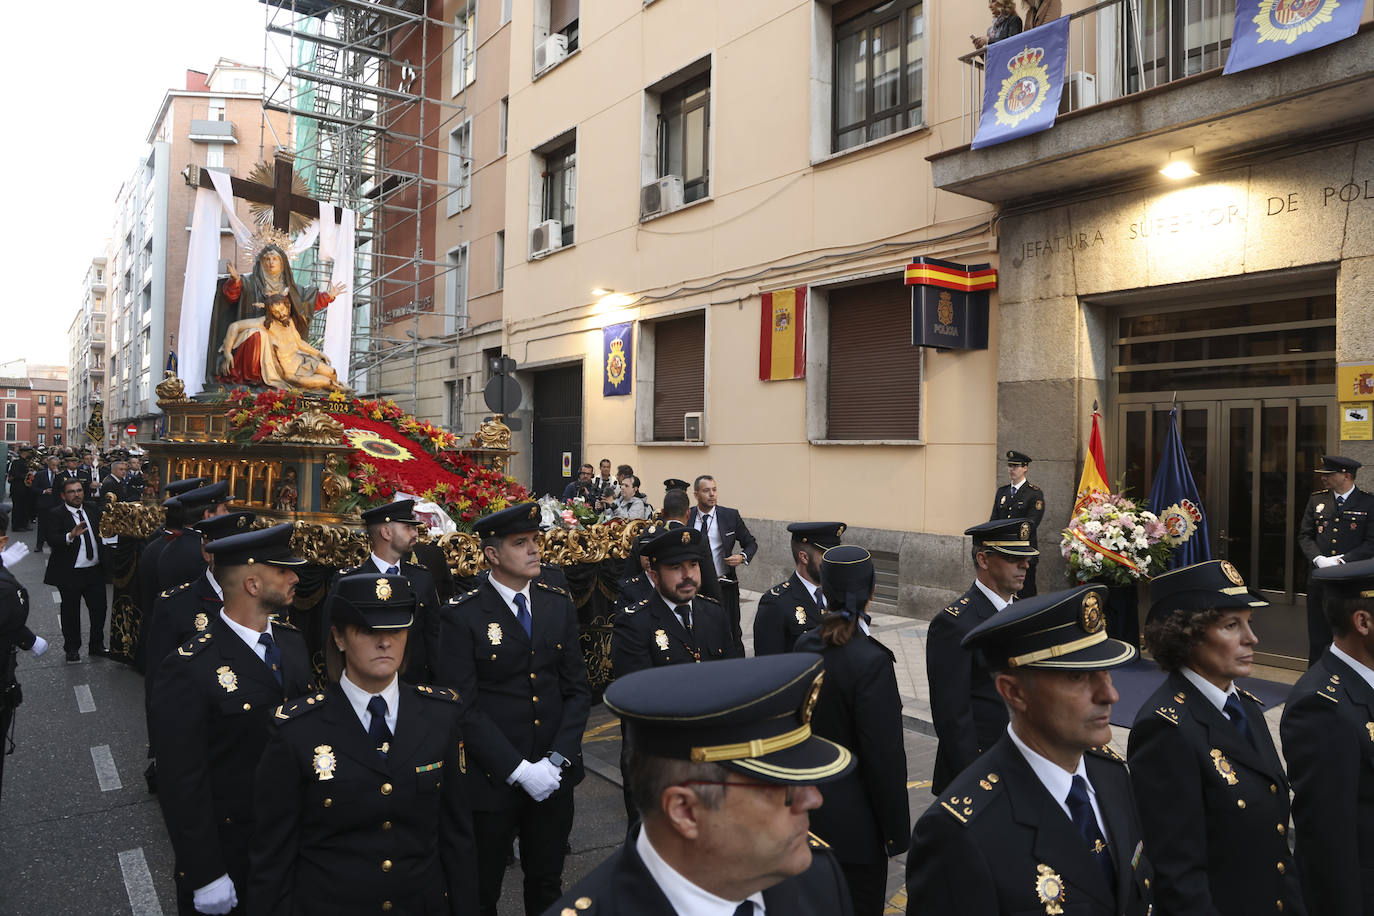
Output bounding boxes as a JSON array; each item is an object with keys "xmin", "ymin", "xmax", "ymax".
[
  {"xmin": 927, "ymin": 519, "xmax": 1036, "ymax": 794},
  {"xmin": 907, "ymin": 585, "xmax": 1154, "ymax": 914},
  {"xmin": 156, "ymin": 481, "xmax": 232, "ymax": 596},
  {"xmin": 754, "ymin": 522, "xmax": 845, "ymax": 656},
  {"xmin": 990, "ymin": 451, "xmax": 1045, "ymax": 597},
  {"xmin": 1297, "ymin": 455, "xmax": 1374, "ymax": 664}
]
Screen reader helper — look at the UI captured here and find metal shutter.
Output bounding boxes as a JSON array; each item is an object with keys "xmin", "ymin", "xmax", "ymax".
[
  {"xmin": 551, "ymin": 0, "xmax": 579, "ymax": 32},
  {"xmin": 653, "ymin": 313, "xmax": 705, "ymax": 441},
  {"xmin": 827, "ymin": 280, "xmax": 920, "ymax": 439}
]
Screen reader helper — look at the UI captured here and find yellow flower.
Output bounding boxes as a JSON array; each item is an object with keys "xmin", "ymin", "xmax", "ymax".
[{"xmin": 371, "ymin": 410, "xmax": 384, "ymax": 420}]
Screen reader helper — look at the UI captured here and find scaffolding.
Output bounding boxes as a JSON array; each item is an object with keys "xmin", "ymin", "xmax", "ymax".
[{"xmin": 257, "ymin": 0, "xmax": 469, "ymax": 409}]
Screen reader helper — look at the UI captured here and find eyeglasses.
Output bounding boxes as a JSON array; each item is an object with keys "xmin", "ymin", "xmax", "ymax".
[{"xmin": 677, "ymin": 780, "xmax": 803, "ymax": 808}]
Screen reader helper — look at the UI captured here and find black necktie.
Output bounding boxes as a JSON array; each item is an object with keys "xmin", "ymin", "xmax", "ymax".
[
  {"xmin": 1223, "ymin": 694, "xmax": 1256, "ymax": 748},
  {"xmin": 1337, "ymin": 494, "xmax": 1346, "ymax": 507},
  {"xmin": 732, "ymin": 904, "xmax": 753, "ymax": 916},
  {"xmin": 258, "ymin": 632, "xmax": 282, "ymax": 686},
  {"xmin": 1067, "ymin": 775, "xmax": 1116, "ymax": 891},
  {"xmin": 676, "ymin": 604, "xmax": 692, "ymax": 631},
  {"xmin": 814, "ymin": 587, "xmax": 826, "ymax": 610},
  {"xmin": 698, "ymin": 514, "xmax": 710, "ymax": 536},
  {"xmin": 367, "ymin": 695, "xmax": 393, "ymax": 758},
  {"xmin": 75, "ymin": 510, "xmax": 95, "ymax": 560}
]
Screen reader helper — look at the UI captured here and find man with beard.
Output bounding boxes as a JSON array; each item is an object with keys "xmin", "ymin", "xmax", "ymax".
[{"xmin": 754, "ymin": 521, "xmax": 846, "ymax": 655}]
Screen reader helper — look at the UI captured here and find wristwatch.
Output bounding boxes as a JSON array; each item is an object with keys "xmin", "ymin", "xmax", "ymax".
[{"xmin": 546, "ymin": 751, "xmax": 573, "ymax": 771}]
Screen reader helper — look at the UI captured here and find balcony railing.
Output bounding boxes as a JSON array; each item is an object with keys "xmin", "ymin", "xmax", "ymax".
[{"xmin": 959, "ymin": 0, "xmax": 1235, "ymax": 144}]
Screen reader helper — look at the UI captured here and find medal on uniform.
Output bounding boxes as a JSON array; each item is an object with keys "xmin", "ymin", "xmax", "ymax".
[
  {"xmin": 1034, "ymin": 864, "xmax": 1066, "ymax": 914},
  {"xmin": 654, "ymin": 629, "xmax": 670, "ymax": 651},
  {"xmin": 1317, "ymin": 503, "xmax": 1326, "ymax": 513},
  {"xmin": 194, "ymin": 612, "xmax": 209, "ymax": 632},
  {"xmin": 1365, "ymin": 723, "xmax": 1374, "ymax": 743},
  {"xmin": 1210, "ymin": 749, "xmax": 1238, "ymax": 785},
  {"xmin": 1000, "ymin": 496, "xmax": 1006, "ymax": 506},
  {"xmin": 795, "ymin": 606, "xmax": 807, "ymax": 625},
  {"xmin": 488, "ymin": 623, "xmax": 503, "ymax": 645},
  {"xmin": 313, "ymin": 745, "xmax": 337, "ymax": 781},
  {"xmin": 216, "ymin": 666, "xmax": 238, "ymax": 693}
]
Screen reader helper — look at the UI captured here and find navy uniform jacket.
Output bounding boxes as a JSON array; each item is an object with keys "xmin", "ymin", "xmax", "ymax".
[
  {"xmin": 926, "ymin": 584, "xmax": 1008, "ymax": 794},
  {"xmin": 248, "ymin": 682, "xmax": 478, "ymax": 916},
  {"xmin": 0, "ymin": 564, "xmax": 35, "ymax": 667},
  {"xmin": 685, "ymin": 506, "xmax": 758, "ymax": 573},
  {"xmin": 29, "ymin": 467, "xmax": 60, "ymax": 514},
  {"xmin": 143, "ymin": 572, "xmax": 222, "ymax": 712},
  {"xmin": 794, "ymin": 628, "xmax": 909, "ymax": 863},
  {"xmin": 149, "ymin": 616, "xmax": 313, "ymax": 898},
  {"xmin": 432, "ymin": 575, "xmax": 591, "ymax": 810},
  {"xmin": 1280, "ymin": 647, "xmax": 1374, "ymax": 915},
  {"xmin": 1297, "ymin": 486, "xmax": 1374, "ymax": 565},
  {"xmin": 754, "ymin": 573, "xmax": 823, "ymax": 656},
  {"xmin": 100, "ymin": 473, "xmax": 131, "ymax": 502},
  {"xmin": 156, "ymin": 527, "xmax": 209, "ymax": 598},
  {"xmin": 330, "ymin": 557, "xmax": 442, "ymax": 684},
  {"xmin": 990, "ymin": 482, "xmax": 1045, "ymax": 548},
  {"xmin": 1127, "ymin": 671, "xmax": 1305, "ymax": 916},
  {"xmin": 610, "ymin": 593, "xmax": 739, "ymax": 678},
  {"xmin": 541, "ymin": 829, "xmax": 853, "ymax": 916},
  {"xmin": 612, "ymin": 571, "xmax": 654, "ymax": 614},
  {"xmin": 906, "ymin": 737, "xmax": 1155, "ymax": 915}
]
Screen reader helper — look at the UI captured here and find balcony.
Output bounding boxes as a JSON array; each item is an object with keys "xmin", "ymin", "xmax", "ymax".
[
  {"xmin": 931, "ymin": 1, "xmax": 1374, "ymax": 205},
  {"xmin": 188, "ymin": 119, "xmax": 238, "ymax": 143}
]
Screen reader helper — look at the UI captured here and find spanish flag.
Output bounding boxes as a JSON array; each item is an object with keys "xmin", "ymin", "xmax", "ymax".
[
  {"xmin": 759, "ymin": 287, "xmax": 806, "ymax": 381},
  {"xmin": 1075, "ymin": 409, "xmax": 1111, "ymax": 512}
]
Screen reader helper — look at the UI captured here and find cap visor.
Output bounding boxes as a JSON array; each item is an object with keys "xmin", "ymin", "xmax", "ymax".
[
  {"xmin": 1021, "ymin": 638, "xmax": 1138, "ymax": 671},
  {"xmin": 720, "ymin": 735, "xmax": 855, "ymax": 785},
  {"xmin": 267, "ymin": 556, "xmax": 309, "ymax": 567},
  {"xmin": 364, "ymin": 611, "xmax": 415, "ymax": 630},
  {"xmin": 987, "ymin": 545, "xmax": 1040, "ymax": 558}
]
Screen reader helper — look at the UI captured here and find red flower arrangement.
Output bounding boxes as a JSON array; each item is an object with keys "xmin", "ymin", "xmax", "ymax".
[{"xmin": 222, "ymin": 388, "xmax": 528, "ymax": 528}]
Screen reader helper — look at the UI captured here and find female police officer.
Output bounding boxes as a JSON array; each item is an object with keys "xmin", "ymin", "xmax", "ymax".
[{"xmin": 249, "ymin": 572, "xmax": 476, "ymax": 915}]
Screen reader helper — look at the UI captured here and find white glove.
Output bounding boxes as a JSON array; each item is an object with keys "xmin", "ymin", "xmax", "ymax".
[
  {"xmin": 1, "ymin": 541, "xmax": 28, "ymax": 566},
  {"xmin": 514, "ymin": 758, "xmax": 563, "ymax": 801},
  {"xmin": 1314, "ymin": 555, "xmax": 1340, "ymax": 569},
  {"xmin": 192, "ymin": 874, "xmax": 238, "ymax": 915},
  {"xmin": 30, "ymin": 636, "xmax": 47, "ymax": 657}
]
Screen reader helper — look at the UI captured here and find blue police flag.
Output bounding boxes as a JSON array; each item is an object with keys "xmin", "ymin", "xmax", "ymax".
[
  {"xmin": 1224, "ymin": 0, "xmax": 1362, "ymax": 75},
  {"xmin": 1150, "ymin": 407, "xmax": 1212, "ymax": 570},
  {"xmin": 971, "ymin": 16, "xmax": 1070, "ymax": 150},
  {"xmin": 602, "ymin": 323, "xmax": 632, "ymax": 397}
]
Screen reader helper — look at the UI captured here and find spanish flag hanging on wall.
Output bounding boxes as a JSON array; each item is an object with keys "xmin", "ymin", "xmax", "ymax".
[{"xmin": 759, "ymin": 287, "xmax": 806, "ymax": 381}]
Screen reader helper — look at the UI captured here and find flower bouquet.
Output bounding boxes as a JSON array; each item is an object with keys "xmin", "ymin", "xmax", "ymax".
[{"xmin": 1060, "ymin": 493, "xmax": 1172, "ymax": 587}]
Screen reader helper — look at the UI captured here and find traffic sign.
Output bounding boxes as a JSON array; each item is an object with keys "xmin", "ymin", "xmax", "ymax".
[{"xmin": 125, "ymin": 424, "xmax": 138, "ymax": 436}]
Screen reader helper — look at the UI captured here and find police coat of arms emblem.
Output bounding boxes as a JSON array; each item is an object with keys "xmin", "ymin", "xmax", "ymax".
[{"xmin": 994, "ymin": 45, "xmax": 1051, "ymax": 129}]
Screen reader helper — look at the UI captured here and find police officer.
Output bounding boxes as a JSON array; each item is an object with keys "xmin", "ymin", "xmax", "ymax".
[
  {"xmin": 613, "ymin": 525, "xmax": 662, "ymax": 614},
  {"xmin": 149, "ymin": 523, "xmax": 313, "ymax": 916},
  {"xmin": 990, "ymin": 450, "xmax": 1045, "ymax": 597},
  {"xmin": 754, "ymin": 521, "xmax": 845, "ymax": 656},
  {"xmin": 328, "ymin": 499, "xmax": 442, "ymax": 684},
  {"xmin": 1280, "ymin": 557, "xmax": 1374, "ymax": 914},
  {"xmin": 1297, "ymin": 455, "xmax": 1374, "ymax": 664},
  {"xmin": 7, "ymin": 446, "xmax": 35, "ymax": 531},
  {"xmin": 433, "ymin": 502, "xmax": 592, "ymax": 916},
  {"xmin": 543, "ymin": 653, "xmax": 857, "ymax": 916},
  {"xmin": 0, "ymin": 509, "xmax": 48, "ymax": 804},
  {"xmin": 926, "ymin": 518, "xmax": 1036, "ymax": 794},
  {"xmin": 906, "ymin": 585, "xmax": 1154, "ymax": 914},
  {"xmin": 1127, "ymin": 560, "xmax": 1305, "ymax": 916},
  {"xmin": 137, "ymin": 477, "xmax": 208, "ymax": 666},
  {"xmin": 155, "ymin": 481, "xmax": 232, "ymax": 597},
  {"xmin": 249, "ymin": 572, "xmax": 477, "ymax": 915}
]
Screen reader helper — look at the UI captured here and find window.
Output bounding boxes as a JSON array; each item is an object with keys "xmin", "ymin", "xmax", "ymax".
[
  {"xmin": 494, "ymin": 231, "xmax": 505, "ymax": 290},
  {"xmin": 37, "ymin": 395, "xmax": 46, "ymax": 405},
  {"xmin": 446, "ymin": 378, "xmax": 467, "ymax": 432},
  {"xmin": 96, "ymin": 269, "xmax": 104, "ymax": 282},
  {"xmin": 447, "ymin": 120, "xmax": 473, "ymax": 215},
  {"xmin": 453, "ymin": 3, "xmax": 477, "ymax": 92},
  {"xmin": 208, "ymin": 97, "xmax": 226, "ymax": 121},
  {"xmin": 832, "ymin": 0, "xmax": 925, "ymax": 153},
  {"xmin": 3, "ymin": 404, "xmax": 13, "ymax": 419},
  {"xmin": 826, "ymin": 279, "xmax": 920, "ymax": 439},
  {"xmin": 498, "ymin": 97, "xmax": 509, "ymax": 156},
  {"xmin": 54, "ymin": 416, "xmax": 63, "ymax": 429},
  {"xmin": 233, "ymin": 77, "xmax": 248, "ymax": 91},
  {"xmin": 657, "ymin": 71, "xmax": 711, "ymax": 204},
  {"xmin": 502, "ymin": 0, "xmax": 512, "ymax": 24},
  {"xmin": 53, "ymin": 433, "xmax": 62, "ymax": 445},
  {"xmin": 541, "ymin": 139, "xmax": 576, "ymax": 247},
  {"xmin": 3, "ymin": 424, "xmax": 13, "ymax": 442},
  {"xmin": 652, "ymin": 313, "xmax": 705, "ymax": 441},
  {"xmin": 55, "ymin": 396, "xmax": 63, "ymax": 406},
  {"xmin": 4, "ymin": 389, "xmax": 12, "ymax": 398},
  {"xmin": 37, "ymin": 433, "xmax": 45, "ymax": 446},
  {"xmin": 446, "ymin": 245, "xmax": 469, "ymax": 334},
  {"xmin": 206, "ymin": 143, "xmax": 225, "ymax": 169},
  {"xmin": 550, "ymin": 0, "xmax": 579, "ymax": 52},
  {"xmin": 36, "ymin": 416, "xmax": 45, "ymax": 429}
]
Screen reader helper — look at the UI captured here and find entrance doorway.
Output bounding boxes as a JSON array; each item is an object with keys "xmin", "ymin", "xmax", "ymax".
[
  {"xmin": 1112, "ymin": 291, "xmax": 1336, "ymax": 667},
  {"xmin": 531, "ymin": 364, "xmax": 583, "ymax": 501}
]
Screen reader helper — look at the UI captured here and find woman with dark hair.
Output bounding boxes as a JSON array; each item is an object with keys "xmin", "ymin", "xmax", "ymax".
[
  {"xmin": 249, "ymin": 572, "xmax": 477, "ymax": 915},
  {"xmin": 1126, "ymin": 560, "xmax": 1306, "ymax": 916},
  {"xmin": 794, "ymin": 545, "xmax": 908, "ymax": 916}
]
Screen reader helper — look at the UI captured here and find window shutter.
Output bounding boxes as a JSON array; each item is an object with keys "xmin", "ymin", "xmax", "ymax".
[
  {"xmin": 827, "ymin": 280, "xmax": 920, "ymax": 439},
  {"xmin": 653, "ymin": 313, "xmax": 705, "ymax": 440},
  {"xmin": 551, "ymin": 0, "xmax": 579, "ymax": 32}
]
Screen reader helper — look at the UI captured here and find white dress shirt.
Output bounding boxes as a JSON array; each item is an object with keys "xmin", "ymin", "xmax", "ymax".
[
  {"xmin": 973, "ymin": 578, "xmax": 1012, "ymax": 612},
  {"xmin": 206, "ymin": 570, "xmax": 223, "ymax": 600},
  {"xmin": 219, "ymin": 609, "xmax": 276, "ymax": 664},
  {"xmin": 1180, "ymin": 666, "xmax": 1240, "ymax": 717},
  {"xmin": 695, "ymin": 509, "xmax": 726, "ymax": 575},
  {"xmin": 339, "ymin": 670, "xmax": 400, "ymax": 735},
  {"xmin": 487, "ymin": 575, "xmax": 534, "ymax": 623},
  {"xmin": 66, "ymin": 505, "xmax": 98, "ymax": 568},
  {"xmin": 371, "ymin": 553, "xmax": 403, "ymax": 575},
  {"xmin": 636, "ymin": 826, "xmax": 766, "ymax": 916},
  {"xmin": 1007, "ymin": 724, "xmax": 1109, "ymax": 837},
  {"xmin": 1330, "ymin": 644, "xmax": 1374, "ymax": 692}
]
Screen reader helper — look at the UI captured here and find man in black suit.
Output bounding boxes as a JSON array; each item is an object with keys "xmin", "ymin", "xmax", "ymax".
[
  {"xmin": 544, "ymin": 653, "xmax": 856, "ymax": 916},
  {"xmin": 754, "ymin": 521, "xmax": 845, "ymax": 655},
  {"xmin": 989, "ymin": 450, "xmax": 1045, "ymax": 597},
  {"xmin": 7, "ymin": 446, "xmax": 34, "ymax": 531},
  {"xmin": 907, "ymin": 585, "xmax": 1154, "ymax": 914},
  {"xmin": 29, "ymin": 455, "xmax": 60, "ymax": 553},
  {"xmin": 434, "ymin": 502, "xmax": 592, "ymax": 916},
  {"xmin": 687, "ymin": 475, "xmax": 757, "ymax": 655},
  {"xmin": 44, "ymin": 477, "xmax": 108, "ymax": 662},
  {"xmin": 99, "ymin": 459, "xmax": 131, "ymax": 503},
  {"xmin": 149, "ymin": 523, "xmax": 313, "ymax": 916},
  {"xmin": 1297, "ymin": 455, "xmax": 1374, "ymax": 664},
  {"xmin": 926, "ymin": 518, "xmax": 1036, "ymax": 794},
  {"xmin": 1281, "ymin": 557, "xmax": 1374, "ymax": 915}
]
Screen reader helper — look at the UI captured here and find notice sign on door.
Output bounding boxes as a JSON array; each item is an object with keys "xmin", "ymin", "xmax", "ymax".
[
  {"xmin": 562, "ymin": 452, "xmax": 573, "ymax": 477},
  {"xmin": 1341, "ymin": 403, "xmax": 1373, "ymax": 441}
]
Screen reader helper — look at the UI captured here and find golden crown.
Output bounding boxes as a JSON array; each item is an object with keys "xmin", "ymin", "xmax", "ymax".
[
  {"xmin": 245, "ymin": 227, "xmax": 295, "ymax": 263},
  {"xmin": 1007, "ymin": 46, "xmax": 1046, "ymax": 72}
]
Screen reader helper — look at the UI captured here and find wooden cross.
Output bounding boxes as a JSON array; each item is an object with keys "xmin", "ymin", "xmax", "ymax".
[{"xmin": 182, "ymin": 148, "xmax": 342, "ymax": 229}]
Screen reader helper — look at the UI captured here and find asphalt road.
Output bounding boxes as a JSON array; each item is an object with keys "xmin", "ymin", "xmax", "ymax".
[{"xmin": 0, "ymin": 549, "xmax": 940, "ymax": 915}]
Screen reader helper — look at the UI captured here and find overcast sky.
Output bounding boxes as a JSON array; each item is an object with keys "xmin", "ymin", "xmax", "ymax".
[{"xmin": 0, "ymin": 0, "xmax": 288, "ymax": 369}]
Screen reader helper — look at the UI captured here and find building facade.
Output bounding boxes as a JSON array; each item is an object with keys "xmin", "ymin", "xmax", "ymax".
[
  {"xmin": 0, "ymin": 371, "xmax": 68, "ymax": 450},
  {"xmin": 68, "ymin": 256, "xmax": 109, "ymax": 445}
]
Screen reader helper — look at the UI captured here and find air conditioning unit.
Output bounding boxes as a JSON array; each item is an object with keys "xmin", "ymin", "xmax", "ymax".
[
  {"xmin": 1059, "ymin": 70, "xmax": 1097, "ymax": 113},
  {"xmin": 640, "ymin": 175, "xmax": 685, "ymax": 219},
  {"xmin": 530, "ymin": 220, "xmax": 563, "ymax": 258},
  {"xmin": 683, "ymin": 412, "xmax": 703, "ymax": 442},
  {"xmin": 534, "ymin": 33, "xmax": 569, "ymax": 74}
]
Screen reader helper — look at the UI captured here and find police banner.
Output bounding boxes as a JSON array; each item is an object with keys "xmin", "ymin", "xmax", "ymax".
[
  {"xmin": 1224, "ymin": 0, "xmax": 1362, "ymax": 75},
  {"xmin": 602, "ymin": 322, "xmax": 632, "ymax": 397},
  {"xmin": 906, "ymin": 258, "xmax": 994, "ymax": 350},
  {"xmin": 971, "ymin": 16, "xmax": 1070, "ymax": 150}
]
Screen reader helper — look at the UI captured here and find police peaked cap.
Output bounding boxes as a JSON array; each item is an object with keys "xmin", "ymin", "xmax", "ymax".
[
  {"xmin": 326, "ymin": 572, "xmax": 415, "ymax": 631},
  {"xmin": 473, "ymin": 502, "xmax": 542, "ymax": 538},
  {"xmin": 964, "ymin": 584, "xmax": 1137, "ymax": 671}
]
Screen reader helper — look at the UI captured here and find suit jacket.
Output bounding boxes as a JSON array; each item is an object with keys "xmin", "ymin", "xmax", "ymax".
[
  {"xmin": 907, "ymin": 737, "xmax": 1155, "ymax": 915},
  {"xmin": 99, "ymin": 474, "xmax": 130, "ymax": 502},
  {"xmin": 330, "ymin": 556, "xmax": 442, "ymax": 684},
  {"xmin": 149, "ymin": 615, "xmax": 313, "ymax": 896},
  {"xmin": 541, "ymin": 828, "xmax": 853, "ymax": 916},
  {"xmin": 29, "ymin": 467, "xmax": 60, "ymax": 512},
  {"xmin": 794, "ymin": 628, "xmax": 909, "ymax": 863},
  {"xmin": 1280, "ymin": 648, "xmax": 1374, "ymax": 915},
  {"xmin": 685, "ymin": 505, "xmax": 758, "ymax": 578},
  {"xmin": 926, "ymin": 583, "xmax": 1009, "ymax": 794},
  {"xmin": 248, "ymin": 682, "xmax": 477, "ymax": 916},
  {"xmin": 433, "ymin": 575, "xmax": 591, "ymax": 810},
  {"xmin": 1127, "ymin": 671, "xmax": 1305, "ymax": 916},
  {"xmin": 610, "ymin": 593, "xmax": 739, "ymax": 678},
  {"xmin": 1298, "ymin": 486, "xmax": 1374, "ymax": 565},
  {"xmin": 42, "ymin": 501, "xmax": 105, "ymax": 586},
  {"xmin": 754, "ymin": 572, "xmax": 824, "ymax": 656},
  {"xmin": 990, "ymin": 482, "xmax": 1046, "ymax": 548},
  {"xmin": 143, "ymin": 572, "xmax": 223, "ymax": 712}
]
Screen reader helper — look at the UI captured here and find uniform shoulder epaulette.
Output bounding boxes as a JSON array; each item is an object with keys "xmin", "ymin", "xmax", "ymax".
[
  {"xmin": 943, "ymin": 603, "xmax": 960, "ymax": 617},
  {"xmin": 938, "ymin": 769, "xmax": 1004, "ymax": 825},
  {"xmin": 806, "ymin": 831, "xmax": 831, "ymax": 849},
  {"xmin": 269, "ymin": 617, "xmax": 299, "ymax": 632},
  {"xmin": 274, "ymin": 691, "xmax": 329, "ymax": 721},
  {"xmin": 535, "ymin": 580, "xmax": 569, "ymax": 597},
  {"xmin": 696, "ymin": 593, "xmax": 721, "ymax": 605},
  {"xmin": 339, "ymin": 563, "xmax": 364, "ymax": 575},
  {"xmin": 623, "ymin": 596, "xmax": 652, "ymax": 616},
  {"xmin": 1236, "ymin": 687, "xmax": 1264, "ymax": 707},
  {"xmin": 1317, "ymin": 673, "xmax": 1342, "ymax": 703},
  {"xmin": 450, "ymin": 587, "xmax": 481, "ymax": 606},
  {"xmin": 1026, "ymin": 483, "xmax": 1042, "ymax": 491},
  {"xmin": 555, "ymin": 896, "xmax": 597, "ymax": 915},
  {"xmin": 1153, "ymin": 704, "xmax": 1181, "ymax": 725},
  {"xmin": 625, "ymin": 573, "xmax": 643, "ymax": 585},
  {"xmin": 1087, "ymin": 743, "xmax": 1126, "ymax": 763},
  {"xmin": 766, "ymin": 583, "xmax": 784, "ymax": 597},
  {"xmin": 174, "ymin": 631, "xmax": 214, "ymax": 658},
  {"xmin": 414, "ymin": 684, "xmax": 461, "ymax": 703},
  {"xmin": 160, "ymin": 581, "xmax": 194, "ymax": 600}
]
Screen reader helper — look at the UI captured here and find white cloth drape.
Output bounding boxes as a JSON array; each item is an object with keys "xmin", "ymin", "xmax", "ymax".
[
  {"xmin": 317, "ymin": 202, "xmax": 355, "ymax": 380},
  {"xmin": 178, "ymin": 188, "xmax": 224, "ymax": 399}
]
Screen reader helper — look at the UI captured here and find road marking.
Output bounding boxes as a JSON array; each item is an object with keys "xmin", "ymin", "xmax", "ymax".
[
  {"xmin": 51, "ymin": 590, "xmax": 61, "ymax": 604},
  {"xmin": 91, "ymin": 745, "xmax": 122, "ymax": 792},
  {"xmin": 74, "ymin": 684, "xmax": 96, "ymax": 713},
  {"xmin": 118, "ymin": 847, "xmax": 164, "ymax": 916},
  {"xmin": 583, "ymin": 720, "xmax": 621, "ymax": 743},
  {"xmin": 906, "ymin": 779, "xmax": 932, "ymax": 789}
]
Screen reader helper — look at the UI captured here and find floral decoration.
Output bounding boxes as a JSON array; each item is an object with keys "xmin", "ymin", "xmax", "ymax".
[{"xmin": 1060, "ymin": 492, "xmax": 1171, "ymax": 587}]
